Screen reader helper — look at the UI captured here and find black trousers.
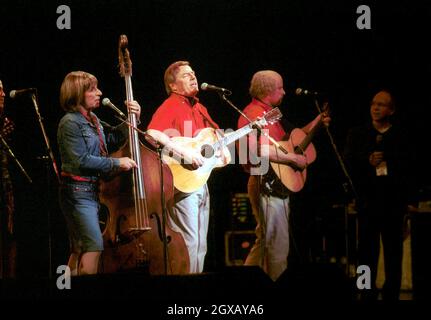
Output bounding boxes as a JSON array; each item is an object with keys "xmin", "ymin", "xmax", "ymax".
[{"xmin": 357, "ymin": 202, "xmax": 405, "ymax": 300}]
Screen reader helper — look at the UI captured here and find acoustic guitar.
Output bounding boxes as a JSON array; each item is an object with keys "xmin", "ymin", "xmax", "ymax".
[
  {"xmin": 163, "ymin": 107, "xmax": 282, "ymax": 193},
  {"xmin": 270, "ymin": 114, "xmax": 325, "ymax": 192}
]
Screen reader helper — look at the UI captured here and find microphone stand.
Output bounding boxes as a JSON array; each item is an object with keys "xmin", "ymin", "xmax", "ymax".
[
  {"xmin": 30, "ymin": 91, "xmax": 60, "ymax": 279},
  {"xmin": 156, "ymin": 143, "xmax": 169, "ymax": 275},
  {"xmin": 312, "ymin": 97, "xmax": 359, "ymax": 277}
]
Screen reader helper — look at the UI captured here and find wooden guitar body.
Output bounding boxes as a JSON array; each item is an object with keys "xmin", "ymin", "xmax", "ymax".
[
  {"xmin": 270, "ymin": 128, "xmax": 317, "ymax": 193},
  {"xmin": 162, "ymin": 128, "xmax": 231, "ymax": 193}
]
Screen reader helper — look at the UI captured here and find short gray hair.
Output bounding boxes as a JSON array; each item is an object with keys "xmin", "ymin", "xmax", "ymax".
[{"xmin": 249, "ymin": 70, "xmax": 282, "ymax": 99}]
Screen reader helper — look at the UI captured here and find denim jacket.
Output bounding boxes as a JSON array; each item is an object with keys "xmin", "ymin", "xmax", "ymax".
[{"xmin": 57, "ymin": 111, "xmax": 128, "ymax": 180}]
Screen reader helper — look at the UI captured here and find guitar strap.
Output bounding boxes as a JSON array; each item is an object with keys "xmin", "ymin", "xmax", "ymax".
[
  {"xmin": 261, "ymin": 167, "xmax": 290, "ymax": 199},
  {"xmin": 195, "ymin": 105, "xmax": 219, "ymax": 130},
  {"xmin": 172, "ymin": 92, "xmax": 219, "ymax": 131},
  {"xmin": 193, "ymin": 102, "xmax": 227, "ymax": 148}
]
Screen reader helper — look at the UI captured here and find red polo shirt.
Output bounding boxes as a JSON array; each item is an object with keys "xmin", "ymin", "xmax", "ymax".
[
  {"xmin": 148, "ymin": 93, "xmax": 219, "ymax": 137},
  {"xmin": 237, "ymin": 98, "xmax": 287, "ymax": 173},
  {"xmin": 237, "ymin": 98, "xmax": 286, "ymax": 143}
]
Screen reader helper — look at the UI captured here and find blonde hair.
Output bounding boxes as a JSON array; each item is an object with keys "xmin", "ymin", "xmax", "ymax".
[
  {"xmin": 163, "ymin": 61, "xmax": 190, "ymax": 95},
  {"xmin": 249, "ymin": 70, "xmax": 282, "ymax": 99},
  {"xmin": 60, "ymin": 71, "xmax": 98, "ymax": 112}
]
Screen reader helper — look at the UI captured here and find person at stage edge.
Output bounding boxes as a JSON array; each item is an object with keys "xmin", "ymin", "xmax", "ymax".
[{"xmin": 344, "ymin": 89, "xmax": 417, "ymax": 300}]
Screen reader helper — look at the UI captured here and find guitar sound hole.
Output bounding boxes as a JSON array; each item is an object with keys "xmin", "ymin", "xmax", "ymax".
[{"xmin": 201, "ymin": 144, "xmax": 214, "ymax": 158}]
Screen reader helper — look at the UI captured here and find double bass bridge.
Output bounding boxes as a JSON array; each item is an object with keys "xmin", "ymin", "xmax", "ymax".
[{"xmin": 127, "ymin": 226, "xmax": 152, "ymax": 238}]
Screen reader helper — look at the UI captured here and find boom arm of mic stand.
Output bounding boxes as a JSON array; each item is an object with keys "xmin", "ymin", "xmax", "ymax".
[
  {"xmin": 113, "ymin": 115, "xmax": 163, "ymax": 149},
  {"xmin": 220, "ymin": 94, "xmax": 288, "ymax": 154},
  {"xmin": 0, "ymin": 134, "xmax": 32, "ymax": 183}
]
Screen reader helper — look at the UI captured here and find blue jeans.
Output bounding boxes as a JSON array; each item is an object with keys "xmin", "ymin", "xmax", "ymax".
[{"xmin": 59, "ymin": 181, "xmax": 103, "ymax": 253}]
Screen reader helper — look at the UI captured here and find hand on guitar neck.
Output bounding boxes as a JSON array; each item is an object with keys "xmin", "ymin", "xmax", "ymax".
[{"xmin": 321, "ymin": 102, "xmax": 331, "ymax": 126}]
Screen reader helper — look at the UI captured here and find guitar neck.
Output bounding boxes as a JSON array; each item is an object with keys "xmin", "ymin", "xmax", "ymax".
[
  {"xmin": 214, "ymin": 123, "xmax": 254, "ymax": 148},
  {"xmin": 212, "ymin": 107, "xmax": 281, "ymax": 149},
  {"xmin": 297, "ymin": 120, "xmax": 323, "ymax": 152}
]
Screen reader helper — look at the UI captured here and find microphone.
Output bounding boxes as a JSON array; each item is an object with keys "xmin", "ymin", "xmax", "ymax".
[
  {"xmin": 9, "ymin": 88, "xmax": 37, "ymax": 98},
  {"xmin": 375, "ymin": 134, "xmax": 384, "ymax": 151},
  {"xmin": 295, "ymin": 88, "xmax": 318, "ymax": 96},
  {"xmin": 200, "ymin": 83, "xmax": 232, "ymax": 95},
  {"xmin": 102, "ymin": 98, "xmax": 126, "ymax": 118}
]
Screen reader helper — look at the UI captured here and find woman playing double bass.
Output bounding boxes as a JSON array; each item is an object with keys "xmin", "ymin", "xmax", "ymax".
[{"xmin": 57, "ymin": 71, "xmax": 141, "ymax": 275}]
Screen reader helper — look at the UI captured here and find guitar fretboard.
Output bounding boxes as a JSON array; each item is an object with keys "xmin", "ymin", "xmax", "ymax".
[
  {"xmin": 296, "ymin": 120, "xmax": 324, "ymax": 153},
  {"xmin": 212, "ymin": 107, "xmax": 282, "ymax": 150},
  {"xmin": 213, "ymin": 123, "xmax": 254, "ymax": 149}
]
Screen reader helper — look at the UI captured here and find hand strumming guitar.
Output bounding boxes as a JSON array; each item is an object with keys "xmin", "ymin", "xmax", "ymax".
[
  {"xmin": 286, "ymin": 153, "xmax": 307, "ymax": 171},
  {"xmin": 180, "ymin": 147, "xmax": 205, "ymax": 170}
]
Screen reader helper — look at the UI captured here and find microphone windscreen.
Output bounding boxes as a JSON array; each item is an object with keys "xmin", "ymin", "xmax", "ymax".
[{"xmin": 200, "ymin": 83, "xmax": 208, "ymax": 90}]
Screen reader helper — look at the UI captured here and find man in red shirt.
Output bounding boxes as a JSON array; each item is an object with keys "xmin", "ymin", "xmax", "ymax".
[
  {"xmin": 238, "ymin": 70, "xmax": 329, "ymax": 281},
  {"xmin": 147, "ymin": 61, "xmax": 219, "ymax": 273}
]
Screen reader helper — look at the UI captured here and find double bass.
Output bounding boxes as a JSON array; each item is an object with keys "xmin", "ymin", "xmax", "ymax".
[{"xmin": 99, "ymin": 35, "xmax": 189, "ymax": 274}]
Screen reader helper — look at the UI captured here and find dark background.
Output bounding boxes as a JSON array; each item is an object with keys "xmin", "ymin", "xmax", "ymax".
[{"xmin": 0, "ymin": 0, "xmax": 430, "ymax": 279}]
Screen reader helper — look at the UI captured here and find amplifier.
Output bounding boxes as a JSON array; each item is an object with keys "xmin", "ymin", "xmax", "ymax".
[{"xmin": 230, "ymin": 193, "xmax": 255, "ymax": 230}]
